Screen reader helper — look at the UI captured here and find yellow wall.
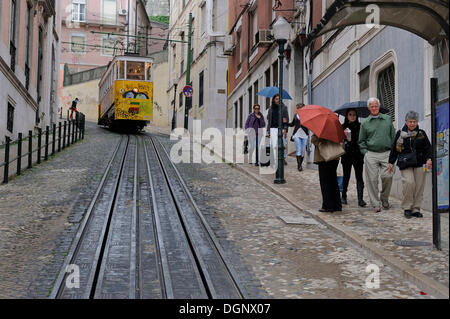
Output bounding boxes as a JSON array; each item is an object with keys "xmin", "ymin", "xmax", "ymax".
[
  {"xmin": 151, "ymin": 61, "xmax": 170, "ymax": 128},
  {"xmin": 61, "ymin": 79, "xmax": 100, "ymax": 122}
]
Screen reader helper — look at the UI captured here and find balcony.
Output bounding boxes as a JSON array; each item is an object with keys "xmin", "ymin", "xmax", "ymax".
[{"xmin": 38, "ymin": 0, "xmax": 56, "ymax": 19}]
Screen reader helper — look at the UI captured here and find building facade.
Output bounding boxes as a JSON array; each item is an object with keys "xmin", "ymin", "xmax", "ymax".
[
  {"xmin": 227, "ymin": 0, "xmax": 297, "ymax": 132},
  {"xmin": 167, "ymin": 0, "xmax": 229, "ymax": 133},
  {"xmin": 146, "ymin": 0, "xmax": 169, "ymax": 17},
  {"xmin": 0, "ymin": 0, "xmax": 61, "ymax": 142},
  {"xmin": 60, "ymin": 0, "xmax": 153, "ymax": 74}
]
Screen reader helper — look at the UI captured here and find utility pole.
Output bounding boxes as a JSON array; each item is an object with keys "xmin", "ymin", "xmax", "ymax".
[{"xmin": 184, "ymin": 13, "xmax": 193, "ymax": 131}]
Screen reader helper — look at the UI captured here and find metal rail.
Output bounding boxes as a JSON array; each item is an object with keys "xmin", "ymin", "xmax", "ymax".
[{"xmin": 147, "ymin": 134, "xmax": 248, "ymax": 299}]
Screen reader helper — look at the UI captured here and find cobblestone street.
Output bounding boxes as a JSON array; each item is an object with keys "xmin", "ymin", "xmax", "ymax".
[{"xmin": 0, "ymin": 124, "xmax": 447, "ymax": 299}]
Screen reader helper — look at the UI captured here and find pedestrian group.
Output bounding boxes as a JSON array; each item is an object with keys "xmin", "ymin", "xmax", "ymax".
[{"xmin": 244, "ymin": 97, "xmax": 432, "ymax": 218}]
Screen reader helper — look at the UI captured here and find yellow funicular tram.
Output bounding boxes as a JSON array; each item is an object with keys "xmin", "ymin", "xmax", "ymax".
[{"xmin": 98, "ymin": 55, "xmax": 154, "ymax": 131}]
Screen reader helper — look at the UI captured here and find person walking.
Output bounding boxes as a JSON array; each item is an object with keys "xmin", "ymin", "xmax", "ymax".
[
  {"xmin": 289, "ymin": 103, "xmax": 309, "ymax": 171},
  {"xmin": 70, "ymin": 98, "xmax": 79, "ymax": 120},
  {"xmin": 245, "ymin": 104, "xmax": 266, "ymax": 166},
  {"xmin": 358, "ymin": 97, "xmax": 396, "ymax": 212},
  {"xmin": 341, "ymin": 108, "xmax": 367, "ymax": 207},
  {"xmin": 388, "ymin": 111, "xmax": 432, "ymax": 219},
  {"xmin": 266, "ymin": 94, "xmax": 289, "ymax": 165},
  {"xmin": 311, "ymin": 134, "xmax": 343, "ymax": 213}
]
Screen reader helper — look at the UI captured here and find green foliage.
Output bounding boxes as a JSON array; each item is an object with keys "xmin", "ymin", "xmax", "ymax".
[{"xmin": 150, "ymin": 16, "xmax": 169, "ymax": 25}]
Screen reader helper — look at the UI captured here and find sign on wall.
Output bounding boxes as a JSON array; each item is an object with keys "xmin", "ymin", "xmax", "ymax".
[{"xmin": 436, "ymin": 99, "xmax": 449, "ymax": 211}]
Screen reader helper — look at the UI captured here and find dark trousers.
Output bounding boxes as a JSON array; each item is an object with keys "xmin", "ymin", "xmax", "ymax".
[
  {"xmin": 341, "ymin": 157, "xmax": 364, "ymax": 194},
  {"xmin": 318, "ymin": 160, "xmax": 342, "ymax": 211}
]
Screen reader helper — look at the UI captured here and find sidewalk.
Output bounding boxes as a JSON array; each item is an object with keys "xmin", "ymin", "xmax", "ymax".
[
  {"xmin": 146, "ymin": 125, "xmax": 449, "ymax": 298},
  {"xmin": 234, "ymin": 155, "xmax": 449, "ymax": 298}
]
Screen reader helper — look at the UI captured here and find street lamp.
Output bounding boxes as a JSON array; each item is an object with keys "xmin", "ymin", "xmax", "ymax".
[
  {"xmin": 172, "ymin": 79, "xmax": 178, "ymax": 130},
  {"xmin": 273, "ymin": 15, "xmax": 290, "ymax": 184}
]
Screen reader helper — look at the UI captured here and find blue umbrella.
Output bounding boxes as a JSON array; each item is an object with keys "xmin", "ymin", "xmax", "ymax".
[
  {"xmin": 334, "ymin": 101, "xmax": 389, "ymax": 118},
  {"xmin": 257, "ymin": 87, "xmax": 292, "ymax": 100}
]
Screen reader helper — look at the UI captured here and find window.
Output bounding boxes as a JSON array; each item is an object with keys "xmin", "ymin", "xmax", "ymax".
[
  {"xmin": 117, "ymin": 60, "xmax": 125, "ymax": 79},
  {"xmin": 71, "ymin": 34, "xmax": 86, "ymax": 53},
  {"xmin": 7, "ymin": 102, "xmax": 14, "ymax": 133},
  {"xmin": 377, "ymin": 64, "xmax": 396, "ymax": 121},
  {"xmin": 102, "ymin": 37, "xmax": 116, "ymax": 56},
  {"xmin": 248, "ymin": 87, "xmax": 253, "ymax": 114},
  {"xmin": 265, "ymin": 68, "xmax": 271, "ymax": 109},
  {"xmin": 180, "ymin": 32, "xmax": 185, "ymax": 74},
  {"xmin": 239, "ymin": 97, "xmax": 243, "ymax": 128},
  {"xmin": 25, "ymin": 3, "xmax": 33, "ymax": 89},
  {"xmin": 146, "ymin": 62, "xmax": 152, "ymax": 81},
  {"xmin": 359, "ymin": 66, "xmax": 370, "ymax": 102},
  {"xmin": 10, "ymin": 0, "xmax": 17, "ymax": 71},
  {"xmin": 272, "ymin": 60, "xmax": 278, "ymax": 87},
  {"xmin": 102, "ymin": 0, "xmax": 116, "ymax": 24},
  {"xmin": 72, "ymin": 0, "xmax": 86, "ymax": 22},
  {"xmin": 250, "ymin": 10, "xmax": 258, "ymax": 51},
  {"xmin": 234, "ymin": 101, "xmax": 238, "ymax": 128},
  {"xmin": 200, "ymin": 4, "xmax": 206, "ymax": 34},
  {"xmin": 199, "ymin": 71, "xmax": 204, "ymax": 107},
  {"xmin": 126, "ymin": 61, "xmax": 145, "ymax": 80},
  {"xmin": 179, "ymin": 92, "xmax": 183, "ymax": 108}
]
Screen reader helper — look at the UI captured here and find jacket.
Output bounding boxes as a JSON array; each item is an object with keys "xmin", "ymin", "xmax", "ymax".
[
  {"xmin": 341, "ymin": 120, "xmax": 363, "ymax": 163},
  {"xmin": 245, "ymin": 112, "xmax": 266, "ymax": 134},
  {"xmin": 388, "ymin": 124, "xmax": 432, "ymax": 169},
  {"xmin": 358, "ymin": 113, "xmax": 396, "ymax": 155},
  {"xmin": 266, "ymin": 104, "xmax": 289, "ymax": 130},
  {"xmin": 289, "ymin": 114, "xmax": 309, "ymax": 140}
]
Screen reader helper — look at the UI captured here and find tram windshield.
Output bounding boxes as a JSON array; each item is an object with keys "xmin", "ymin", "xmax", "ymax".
[{"xmin": 127, "ymin": 61, "xmax": 145, "ymax": 80}]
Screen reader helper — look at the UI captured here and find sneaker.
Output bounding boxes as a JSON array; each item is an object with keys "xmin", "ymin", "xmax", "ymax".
[
  {"xmin": 382, "ymin": 202, "xmax": 390, "ymax": 210},
  {"xmin": 412, "ymin": 211, "xmax": 423, "ymax": 218},
  {"xmin": 404, "ymin": 210, "xmax": 413, "ymax": 219}
]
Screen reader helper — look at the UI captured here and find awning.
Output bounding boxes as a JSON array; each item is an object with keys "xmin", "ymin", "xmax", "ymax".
[{"xmin": 305, "ymin": 0, "xmax": 449, "ymax": 46}]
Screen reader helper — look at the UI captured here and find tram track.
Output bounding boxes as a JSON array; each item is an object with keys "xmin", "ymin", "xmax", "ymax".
[{"xmin": 50, "ymin": 132, "xmax": 247, "ymax": 299}]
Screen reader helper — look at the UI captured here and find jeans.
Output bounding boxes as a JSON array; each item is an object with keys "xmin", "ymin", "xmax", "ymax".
[{"xmin": 293, "ymin": 137, "xmax": 307, "ymax": 157}]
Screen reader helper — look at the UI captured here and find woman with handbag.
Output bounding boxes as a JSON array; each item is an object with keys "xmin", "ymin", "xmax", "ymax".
[
  {"xmin": 341, "ymin": 109, "xmax": 367, "ymax": 207},
  {"xmin": 311, "ymin": 135, "xmax": 345, "ymax": 213},
  {"xmin": 388, "ymin": 111, "xmax": 432, "ymax": 219},
  {"xmin": 289, "ymin": 103, "xmax": 309, "ymax": 171},
  {"xmin": 245, "ymin": 104, "xmax": 266, "ymax": 166}
]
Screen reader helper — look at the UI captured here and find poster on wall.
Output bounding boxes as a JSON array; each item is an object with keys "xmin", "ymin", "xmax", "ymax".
[{"xmin": 436, "ymin": 99, "xmax": 449, "ymax": 212}]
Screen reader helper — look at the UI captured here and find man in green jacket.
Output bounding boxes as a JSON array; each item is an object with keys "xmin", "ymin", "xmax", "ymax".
[{"xmin": 359, "ymin": 98, "xmax": 396, "ymax": 212}]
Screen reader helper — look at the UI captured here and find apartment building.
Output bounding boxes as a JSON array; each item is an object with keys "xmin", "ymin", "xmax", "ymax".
[
  {"xmin": 60, "ymin": 0, "xmax": 153, "ymax": 74},
  {"xmin": 0, "ymin": 0, "xmax": 61, "ymax": 141},
  {"xmin": 227, "ymin": 0, "xmax": 298, "ymax": 130},
  {"xmin": 167, "ymin": 0, "xmax": 228, "ymax": 132}
]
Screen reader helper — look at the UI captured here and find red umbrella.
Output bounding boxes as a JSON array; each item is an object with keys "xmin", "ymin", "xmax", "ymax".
[{"xmin": 297, "ymin": 105, "xmax": 345, "ymax": 143}]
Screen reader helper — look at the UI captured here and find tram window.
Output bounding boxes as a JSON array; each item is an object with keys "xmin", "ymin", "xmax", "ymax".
[
  {"xmin": 146, "ymin": 62, "xmax": 152, "ymax": 81},
  {"xmin": 135, "ymin": 93, "xmax": 148, "ymax": 100},
  {"xmin": 123, "ymin": 91, "xmax": 135, "ymax": 98},
  {"xmin": 127, "ymin": 61, "xmax": 145, "ymax": 80},
  {"xmin": 118, "ymin": 61, "xmax": 125, "ymax": 79}
]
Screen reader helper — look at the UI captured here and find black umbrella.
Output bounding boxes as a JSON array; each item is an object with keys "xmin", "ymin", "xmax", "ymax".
[{"xmin": 334, "ymin": 101, "xmax": 389, "ymax": 118}]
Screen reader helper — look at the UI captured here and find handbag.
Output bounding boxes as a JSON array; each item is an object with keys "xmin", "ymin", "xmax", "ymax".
[
  {"xmin": 318, "ymin": 140, "xmax": 346, "ymax": 162},
  {"xmin": 397, "ymin": 133, "xmax": 419, "ymax": 170},
  {"xmin": 243, "ymin": 139, "xmax": 249, "ymax": 154}
]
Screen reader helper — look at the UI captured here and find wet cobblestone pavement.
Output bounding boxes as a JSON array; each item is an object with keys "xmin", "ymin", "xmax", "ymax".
[
  {"xmin": 155, "ymin": 133, "xmax": 440, "ymax": 299},
  {"xmin": 0, "ymin": 123, "xmax": 121, "ymax": 298}
]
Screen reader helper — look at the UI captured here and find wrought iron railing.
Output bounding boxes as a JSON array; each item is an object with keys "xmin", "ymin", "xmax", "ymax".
[{"xmin": 0, "ymin": 112, "xmax": 86, "ymax": 184}]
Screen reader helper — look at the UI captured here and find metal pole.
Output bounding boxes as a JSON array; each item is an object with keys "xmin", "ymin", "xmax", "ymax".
[
  {"xmin": 45, "ymin": 125, "xmax": 49, "ymax": 161},
  {"xmin": 274, "ymin": 39, "xmax": 287, "ymax": 184},
  {"xmin": 37, "ymin": 128, "xmax": 42, "ymax": 164},
  {"xmin": 172, "ymin": 83, "xmax": 178, "ymax": 130},
  {"xmin": 52, "ymin": 123, "xmax": 56, "ymax": 155},
  {"xmin": 28, "ymin": 130, "xmax": 32, "ymax": 169},
  {"xmin": 63, "ymin": 121, "xmax": 67, "ymax": 149},
  {"xmin": 431, "ymin": 78, "xmax": 441, "ymax": 250},
  {"xmin": 3, "ymin": 136, "xmax": 10, "ymax": 184},
  {"xmin": 184, "ymin": 13, "xmax": 193, "ymax": 131},
  {"xmin": 58, "ymin": 122, "xmax": 61, "ymax": 152},
  {"xmin": 17, "ymin": 133, "xmax": 22, "ymax": 175}
]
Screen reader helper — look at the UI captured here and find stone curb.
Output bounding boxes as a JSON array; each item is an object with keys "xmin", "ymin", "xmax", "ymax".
[
  {"xmin": 233, "ymin": 163, "xmax": 449, "ymax": 299},
  {"xmin": 148, "ymin": 126, "xmax": 449, "ymax": 299}
]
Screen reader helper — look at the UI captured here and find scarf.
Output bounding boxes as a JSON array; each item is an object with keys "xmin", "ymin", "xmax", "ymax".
[{"xmin": 396, "ymin": 126, "xmax": 419, "ymax": 152}]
